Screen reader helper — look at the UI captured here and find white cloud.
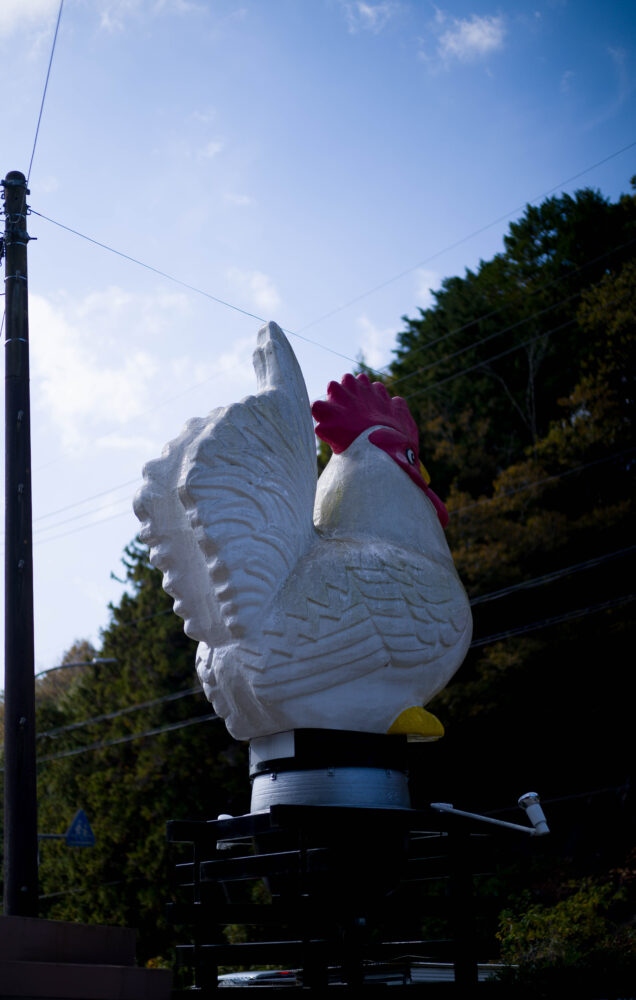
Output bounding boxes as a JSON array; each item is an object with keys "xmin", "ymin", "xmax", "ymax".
[
  {"xmin": 226, "ymin": 268, "xmax": 282, "ymax": 314},
  {"xmin": 200, "ymin": 139, "xmax": 225, "ymax": 160},
  {"xmin": 424, "ymin": 11, "xmax": 506, "ymax": 65},
  {"xmin": 355, "ymin": 315, "xmax": 397, "ymax": 370},
  {"xmin": 99, "ymin": 0, "xmax": 204, "ymax": 32},
  {"xmin": 0, "ymin": 0, "xmax": 58, "ymax": 39},
  {"xmin": 608, "ymin": 45, "xmax": 630, "ymax": 102},
  {"xmin": 343, "ymin": 2, "xmax": 400, "ymax": 35},
  {"xmin": 99, "ymin": 0, "xmax": 142, "ymax": 32},
  {"xmin": 189, "ymin": 108, "xmax": 217, "ymax": 124},
  {"xmin": 224, "ymin": 192, "xmax": 253, "ymax": 207},
  {"xmin": 414, "ymin": 268, "xmax": 440, "ymax": 310},
  {"xmin": 28, "ymin": 288, "xmax": 194, "ymax": 454},
  {"xmin": 560, "ymin": 69, "xmax": 574, "ymax": 94},
  {"xmin": 94, "ymin": 432, "xmax": 156, "ymax": 452}
]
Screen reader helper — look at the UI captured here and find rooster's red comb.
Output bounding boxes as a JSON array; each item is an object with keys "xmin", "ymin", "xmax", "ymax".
[{"xmin": 312, "ymin": 373, "xmax": 418, "ymax": 454}]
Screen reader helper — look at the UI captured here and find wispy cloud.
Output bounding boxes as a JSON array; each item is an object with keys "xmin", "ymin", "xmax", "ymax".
[
  {"xmin": 29, "ymin": 288, "xmax": 190, "ymax": 454},
  {"xmin": 414, "ymin": 268, "xmax": 440, "ymax": 310},
  {"xmin": 224, "ymin": 192, "xmax": 253, "ymax": 207},
  {"xmin": 560, "ymin": 69, "xmax": 574, "ymax": 94},
  {"xmin": 226, "ymin": 268, "xmax": 282, "ymax": 314},
  {"xmin": 343, "ymin": 1, "xmax": 401, "ymax": 35},
  {"xmin": 355, "ymin": 315, "xmax": 396, "ymax": 370},
  {"xmin": 608, "ymin": 45, "xmax": 630, "ymax": 103},
  {"xmin": 189, "ymin": 108, "xmax": 217, "ymax": 124},
  {"xmin": 422, "ymin": 10, "xmax": 506, "ymax": 66},
  {"xmin": 583, "ymin": 46, "xmax": 633, "ymax": 131},
  {"xmin": 0, "ymin": 0, "xmax": 58, "ymax": 39},
  {"xmin": 199, "ymin": 139, "xmax": 225, "ymax": 160},
  {"xmin": 99, "ymin": 0, "xmax": 204, "ymax": 33},
  {"xmin": 438, "ymin": 12, "xmax": 505, "ymax": 62}
]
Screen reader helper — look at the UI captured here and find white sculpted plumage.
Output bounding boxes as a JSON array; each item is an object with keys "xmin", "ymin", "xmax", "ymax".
[{"xmin": 134, "ymin": 323, "xmax": 472, "ymax": 740}]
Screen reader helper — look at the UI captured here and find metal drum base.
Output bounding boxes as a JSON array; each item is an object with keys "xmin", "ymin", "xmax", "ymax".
[{"xmin": 250, "ymin": 766, "xmax": 411, "ymax": 812}]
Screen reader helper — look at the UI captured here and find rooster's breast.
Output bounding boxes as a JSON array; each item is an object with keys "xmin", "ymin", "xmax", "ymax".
[{"xmin": 236, "ymin": 537, "xmax": 471, "ymax": 735}]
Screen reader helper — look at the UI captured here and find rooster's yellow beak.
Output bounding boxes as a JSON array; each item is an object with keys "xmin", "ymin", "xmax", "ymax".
[{"xmin": 419, "ymin": 461, "xmax": 431, "ymax": 485}]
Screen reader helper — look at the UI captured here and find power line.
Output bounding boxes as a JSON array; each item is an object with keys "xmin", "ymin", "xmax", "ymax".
[
  {"xmin": 294, "ymin": 139, "xmax": 636, "ymax": 337},
  {"xmin": 387, "ymin": 235, "xmax": 636, "ymax": 386},
  {"xmin": 29, "ymin": 547, "xmax": 635, "ymax": 748},
  {"xmin": 405, "ymin": 315, "xmax": 576, "ymax": 401},
  {"xmin": 28, "ymin": 141, "xmax": 636, "ymax": 387},
  {"xmin": 36, "ymin": 686, "xmax": 203, "ymax": 741},
  {"xmin": 33, "ymin": 494, "xmax": 133, "ymax": 538},
  {"xmin": 29, "ymin": 209, "xmax": 381, "ymax": 375},
  {"xmin": 469, "ymin": 544, "xmax": 636, "ymax": 607},
  {"xmin": 34, "ymin": 477, "xmax": 140, "ymax": 523},
  {"xmin": 403, "ymin": 284, "xmax": 635, "ymax": 401},
  {"xmin": 469, "ymin": 592, "xmax": 635, "ymax": 650},
  {"xmin": 395, "ymin": 285, "xmax": 583, "ymax": 393},
  {"xmin": 85, "ymin": 451, "xmax": 634, "ymax": 632},
  {"xmin": 16, "ymin": 439, "xmax": 632, "ymax": 554},
  {"xmin": 25, "ymin": 231, "xmax": 634, "ymax": 526},
  {"xmin": 453, "ymin": 447, "xmax": 635, "ymax": 516},
  {"xmin": 33, "ymin": 590, "xmax": 634, "ymax": 765},
  {"xmin": 27, "ymin": 0, "xmax": 65, "ymax": 183},
  {"xmin": 32, "ymin": 506, "xmax": 134, "ymax": 547},
  {"xmin": 34, "ymin": 711, "xmax": 219, "ymax": 765}
]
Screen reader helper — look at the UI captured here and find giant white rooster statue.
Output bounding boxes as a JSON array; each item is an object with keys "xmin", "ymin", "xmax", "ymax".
[{"xmin": 134, "ymin": 322, "xmax": 472, "ymax": 742}]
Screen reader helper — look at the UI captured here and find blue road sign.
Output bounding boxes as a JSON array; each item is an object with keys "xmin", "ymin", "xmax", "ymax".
[{"xmin": 65, "ymin": 809, "xmax": 95, "ymax": 847}]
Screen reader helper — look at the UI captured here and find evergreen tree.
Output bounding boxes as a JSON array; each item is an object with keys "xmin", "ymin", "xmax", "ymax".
[{"xmin": 35, "ymin": 542, "xmax": 248, "ymax": 962}]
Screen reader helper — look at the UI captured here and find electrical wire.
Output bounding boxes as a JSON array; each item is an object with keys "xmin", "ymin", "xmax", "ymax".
[
  {"xmin": 453, "ymin": 447, "xmax": 635, "ymax": 516},
  {"xmin": 32, "ymin": 581, "xmax": 633, "ymax": 765},
  {"xmin": 26, "ymin": 563, "xmax": 635, "ymax": 753},
  {"xmin": 13, "ymin": 438, "xmax": 631, "ymax": 554},
  {"xmin": 27, "ymin": 0, "xmax": 65, "ymax": 184},
  {"xmin": 33, "ymin": 506, "xmax": 134, "ymax": 546},
  {"xmin": 34, "ymin": 477, "xmax": 141, "ymax": 523},
  {"xmin": 30, "ymin": 544, "xmax": 634, "ymax": 742},
  {"xmin": 36, "ymin": 686, "xmax": 203, "ymax": 741},
  {"xmin": 405, "ymin": 315, "xmax": 577, "ymax": 401},
  {"xmin": 469, "ymin": 592, "xmax": 635, "ymax": 650},
  {"xmin": 293, "ymin": 139, "xmax": 636, "ymax": 337},
  {"xmin": 34, "ymin": 711, "xmax": 219, "ymax": 765},
  {"xmin": 25, "ymin": 230, "xmax": 636, "ymax": 497},
  {"xmin": 29, "ymin": 209, "xmax": 382, "ymax": 375},
  {"xmin": 33, "ymin": 494, "xmax": 133, "ymax": 538},
  {"xmin": 386, "ymin": 235, "xmax": 636, "ymax": 386},
  {"xmin": 27, "ymin": 140, "xmax": 636, "ymax": 387},
  {"xmin": 468, "ymin": 544, "xmax": 636, "ymax": 607},
  {"xmin": 394, "ymin": 285, "xmax": 583, "ymax": 392}
]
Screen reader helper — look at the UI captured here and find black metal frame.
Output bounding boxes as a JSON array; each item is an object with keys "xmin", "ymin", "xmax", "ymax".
[{"xmin": 167, "ymin": 803, "xmax": 495, "ymax": 992}]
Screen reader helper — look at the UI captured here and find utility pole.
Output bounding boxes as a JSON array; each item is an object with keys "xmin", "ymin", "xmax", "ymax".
[{"xmin": 2, "ymin": 170, "xmax": 38, "ymax": 916}]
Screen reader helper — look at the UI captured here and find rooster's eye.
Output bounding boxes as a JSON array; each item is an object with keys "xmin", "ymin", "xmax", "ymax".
[{"xmin": 406, "ymin": 448, "xmax": 416, "ymax": 465}]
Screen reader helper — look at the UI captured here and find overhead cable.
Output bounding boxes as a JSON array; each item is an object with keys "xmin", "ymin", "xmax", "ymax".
[
  {"xmin": 387, "ymin": 234, "xmax": 636, "ymax": 385},
  {"xmin": 34, "ymin": 477, "xmax": 141, "ymax": 523},
  {"xmin": 27, "ymin": 0, "xmax": 65, "ymax": 183},
  {"xmin": 397, "ymin": 285, "xmax": 583, "ymax": 391},
  {"xmin": 468, "ymin": 544, "xmax": 636, "ymax": 606},
  {"xmin": 30, "ymin": 554, "xmax": 635, "ymax": 747},
  {"xmin": 405, "ymin": 316, "xmax": 576, "ymax": 400},
  {"xmin": 453, "ymin": 447, "xmax": 635, "ymax": 516},
  {"xmin": 469, "ymin": 592, "xmax": 635, "ymax": 649},
  {"xmin": 29, "ymin": 209, "xmax": 379, "ymax": 374},
  {"xmin": 34, "ymin": 711, "xmax": 219, "ymax": 765},
  {"xmin": 36, "ymin": 686, "xmax": 203, "ymax": 741},
  {"xmin": 33, "ymin": 586, "xmax": 633, "ymax": 765},
  {"xmin": 294, "ymin": 139, "xmax": 636, "ymax": 336}
]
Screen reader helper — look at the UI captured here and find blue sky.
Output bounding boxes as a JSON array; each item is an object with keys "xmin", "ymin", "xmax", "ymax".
[{"xmin": 1, "ymin": 0, "xmax": 634, "ymax": 681}]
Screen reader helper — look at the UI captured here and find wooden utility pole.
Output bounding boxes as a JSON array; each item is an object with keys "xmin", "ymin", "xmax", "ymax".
[{"xmin": 2, "ymin": 169, "xmax": 38, "ymax": 916}]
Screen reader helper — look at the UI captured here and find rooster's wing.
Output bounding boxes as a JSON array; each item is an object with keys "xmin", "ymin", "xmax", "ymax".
[{"xmin": 134, "ymin": 322, "xmax": 317, "ymax": 648}]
